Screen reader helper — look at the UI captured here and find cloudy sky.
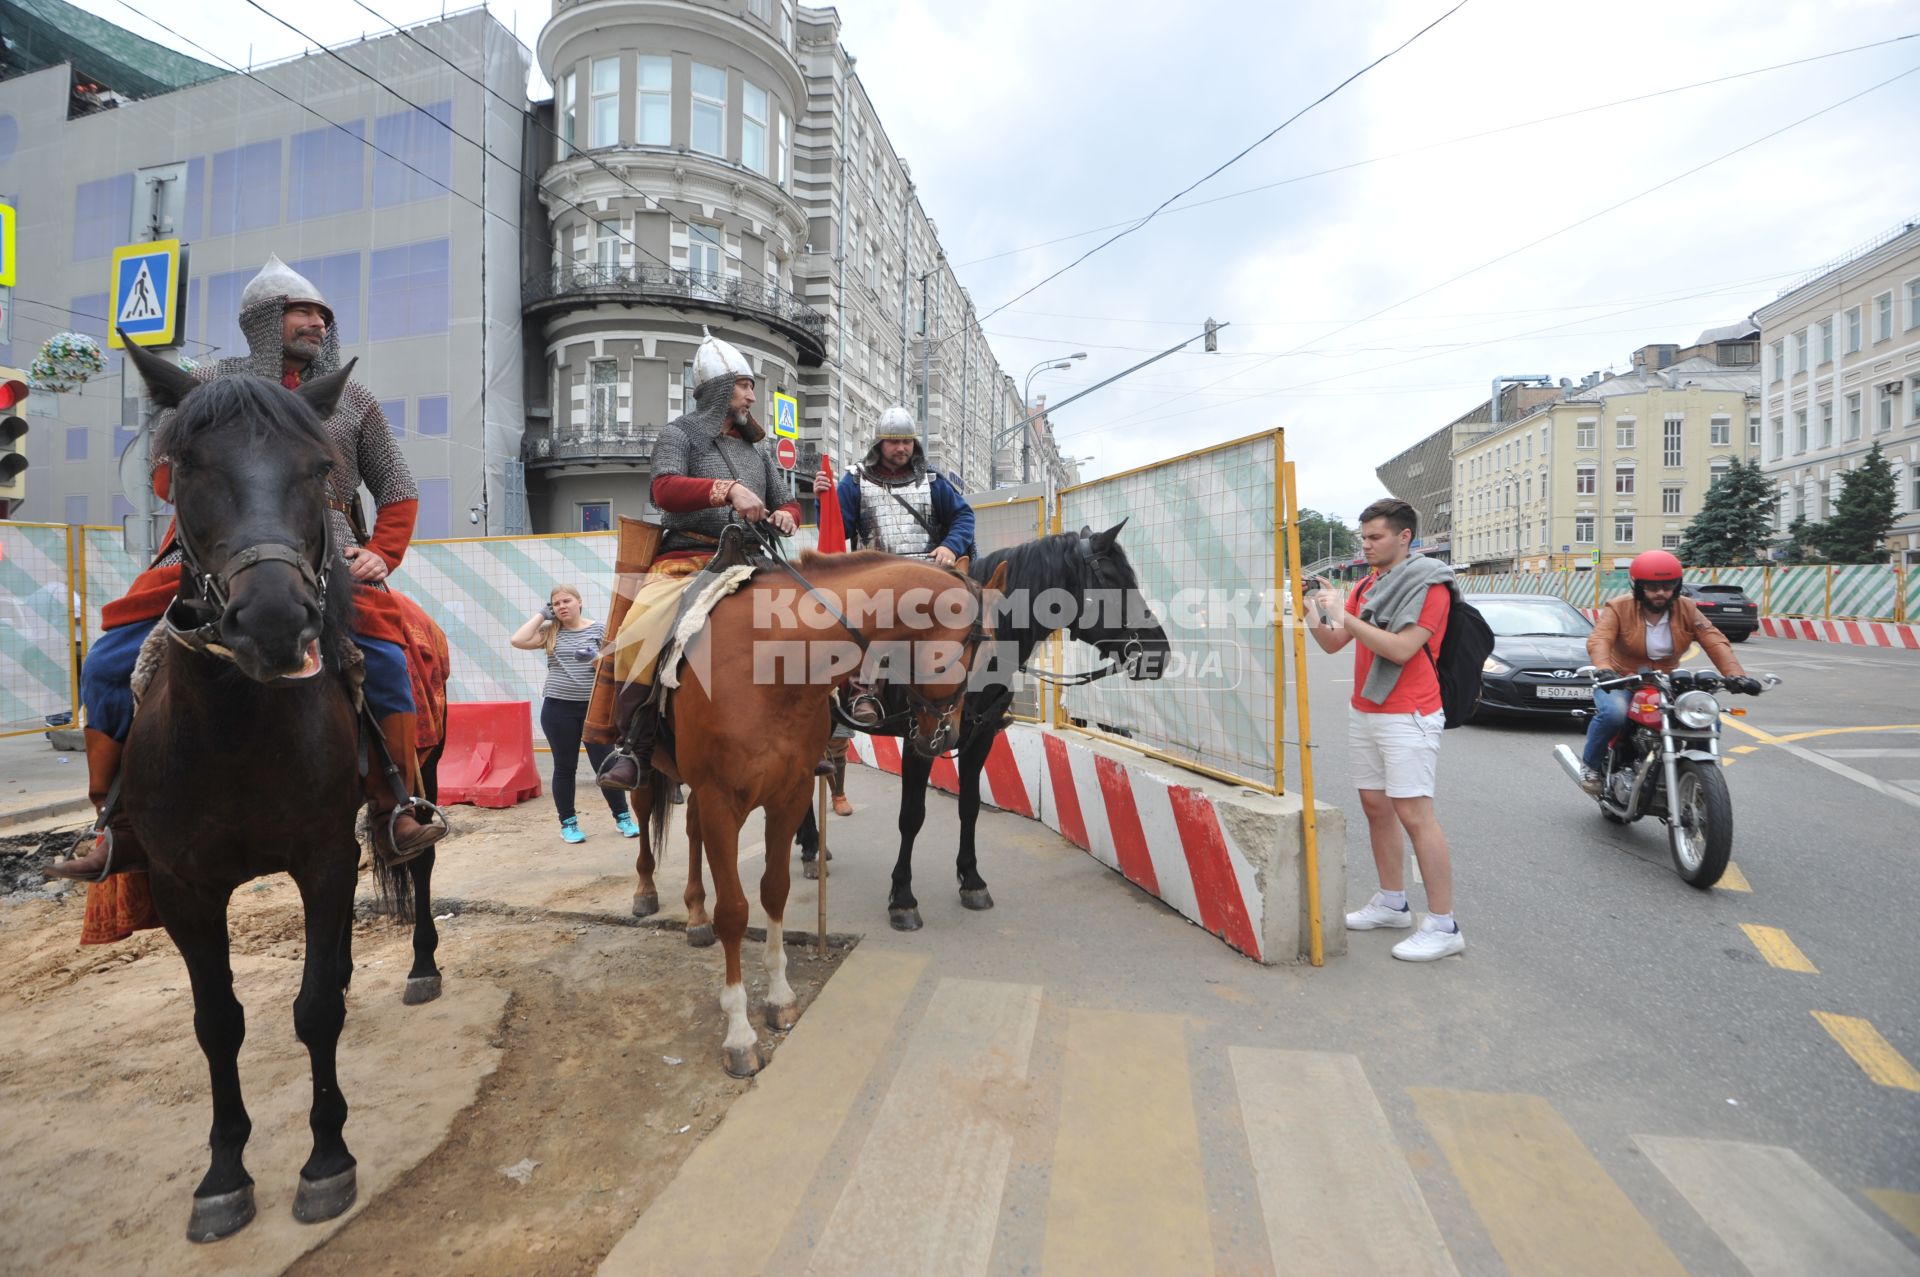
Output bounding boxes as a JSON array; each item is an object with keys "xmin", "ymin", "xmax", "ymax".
[{"xmin": 80, "ymin": 0, "xmax": 1920, "ymax": 521}]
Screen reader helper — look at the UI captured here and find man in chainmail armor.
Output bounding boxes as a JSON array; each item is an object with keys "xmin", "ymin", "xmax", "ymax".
[
  {"xmin": 813, "ymin": 405, "xmax": 975, "ymax": 730},
  {"xmin": 49, "ymin": 256, "xmax": 442, "ymax": 904},
  {"xmin": 592, "ymin": 328, "xmax": 799, "ymax": 791}
]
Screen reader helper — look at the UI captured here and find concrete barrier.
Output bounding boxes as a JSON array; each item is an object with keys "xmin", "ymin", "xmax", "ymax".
[{"xmin": 850, "ymin": 724, "xmax": 1345, "ymax": 965}]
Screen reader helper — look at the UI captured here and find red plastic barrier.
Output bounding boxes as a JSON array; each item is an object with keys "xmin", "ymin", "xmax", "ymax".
[{"xmin": 436, "ymin": 701, "xmax": 542, "ymax": 808}]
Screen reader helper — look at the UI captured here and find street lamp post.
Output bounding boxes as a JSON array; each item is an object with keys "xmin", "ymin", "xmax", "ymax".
[{"xmin": 1015, "ymin": 353, "xmax": 1086, "ymax": 487}]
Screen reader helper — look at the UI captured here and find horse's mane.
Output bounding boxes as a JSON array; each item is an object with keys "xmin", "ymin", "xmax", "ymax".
[
  {"xmin": 155, "ymin": 375, "xmax": 340, "ymax": 464},
  {"xmin": 970, "ymin": 533, "xmax": 1087, "ymax": 597}
]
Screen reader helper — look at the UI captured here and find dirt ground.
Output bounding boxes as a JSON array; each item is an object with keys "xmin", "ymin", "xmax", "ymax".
[{"xmin": 0, "ymin": 802, "xmax": 847, "ymax": 1277}]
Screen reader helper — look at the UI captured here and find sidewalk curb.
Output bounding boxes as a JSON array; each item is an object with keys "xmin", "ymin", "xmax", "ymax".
[{"xmin": 0, "ymin": 796, "xmax": 92, "ymax": 831}]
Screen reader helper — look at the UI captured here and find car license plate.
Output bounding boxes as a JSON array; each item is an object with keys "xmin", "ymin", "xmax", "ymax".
[{"xmin": 1536, "ymin": 685, "xmax": 1593, "ymax": 700}]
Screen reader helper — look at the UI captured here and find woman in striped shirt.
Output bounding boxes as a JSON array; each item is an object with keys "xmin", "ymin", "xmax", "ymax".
[{"xmin": 511, "ymin": 585, "xmax": 638, "ymax": 843}]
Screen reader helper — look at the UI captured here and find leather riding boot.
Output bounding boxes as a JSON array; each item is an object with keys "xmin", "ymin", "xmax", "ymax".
[
  {"xmin": 367, "ymin": 712, "xmax": 443, "ymax": 867},
  {"xmin": 845, "ymin": 680, "xmax": 883, "ymax": 727},
  {"xmin": 596, "ymin": 683, "xmax": 656, "ymax": 793},
  {"xmin": 830, "ymin": 757, "xmax": 853, "ymax": 817},
  {"xmin": 45, "ymin": 729, "xmax": 148, "ymax": 881}
]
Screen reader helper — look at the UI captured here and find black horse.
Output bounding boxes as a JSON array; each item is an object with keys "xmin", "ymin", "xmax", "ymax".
[
  {"xmin": 118, "ymin": 339, "xmax": 441, "ymax": 1243},
  {"xmin": 875, "ymin": 521, "xmax": 1171, "ymax": 929}
]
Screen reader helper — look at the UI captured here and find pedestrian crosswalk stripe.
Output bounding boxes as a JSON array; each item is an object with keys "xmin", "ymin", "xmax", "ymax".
[
  {"xmin": 1740, "ymin": 923, "xmax": 1819, "ymax": 972},
  {"xmin": 597, "ymin": 949, "xmax": 926, "ymax": 1277},
  {"xmin": 1410, "ymin": 1088, "xmax": 1688, "ymax": 1277},
  {"xmin": 1233, "ymin": 1049, "xmax": 1458, "ymax": 1276},
  {"xmin": 1637, "ymin": 1137, "xmax": 1920, "ymax": 1277},
  {"xmin": 1865, "ymin": 1190, "xmax": 1920, "ymax": 1242},
  {"xmin": 1042, "ymin": 1010, "xmax": 1213, "ymax": 1276},
  {"xmin": 807, "ymin": 978, "xmax": 1042, "ymax": 1277},
  {"xmin": 1812, "ymin": 1012, "xmax": 1920, "ymax": 1092},
  {"xmin": 1718, "ymin": 861, "xmax": 1753, "ymax": 892}
]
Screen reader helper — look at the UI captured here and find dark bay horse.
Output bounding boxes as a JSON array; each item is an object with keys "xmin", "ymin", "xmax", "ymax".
[
  {"xmin": 118, "ymin": 340, "xmax": 441, "ymax": 1242},
  {"xmin": 629, "ymin": 549, "xmax": 1002, "ymax": 1076},
  {"xmin": 880, "ymin": 521, "xmax": 1171, "ymax": 930}
]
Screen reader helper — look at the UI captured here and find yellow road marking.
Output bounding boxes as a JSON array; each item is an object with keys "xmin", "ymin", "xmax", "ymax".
[
  {"xmin": 1811, "ymin": 1013, "xmax": 1920, "ymax": 1092},
  {"xmin": 1739, "ymin": 924, "xmax": 1818, "ymax": 973},
  {"xmin": 1044, "ymin": 1010, "xmax": 1213, "ymax": 1276},
  {"xmin": 1718, "ymin": 862, "xmax": 1753, "ymax": 892},
  {"xmin": 1778, "ymin": 723, "xmax": 1920, "ymax": 743},
  {"xmin": 1865, "ymin": 1189, "xmax": 1920, "ymax": 1241},
  {"xmin": 1721, "ymin": 714, "xmax": 1786, "ymax": 745},
  {"xmin": 598, "ymin": 949, "xmax": 927, "ymax": 1276},
  {"xmin": 1411, "ymin": 1088, "xmax": 1688, "ymax": 1277},
  {"xmin": 1731, "ymin": 745, "xmax": 1759, "ymax": 755}
]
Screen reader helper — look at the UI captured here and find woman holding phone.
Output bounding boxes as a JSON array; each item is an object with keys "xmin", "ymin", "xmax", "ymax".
[{"xmin": 510, "ymin": 584, "xmax": 638, "ymax": 843}]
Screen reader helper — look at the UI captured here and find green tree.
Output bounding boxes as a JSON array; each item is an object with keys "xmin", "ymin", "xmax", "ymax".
[
  {"xmin": 1815, "ymin": 442, "xmax": 1898, "ymax": 563},
  {"xmin": 1293, "ymin": 508, "xmax": 1357, "ymax": 563},
  {"xmin": 1678, "ymin": 458, "xmax": 1777, "ymax": 565},
  {"xmin": 1778, "ymin": 515, "xmax": 1825, "ymax": 564}
]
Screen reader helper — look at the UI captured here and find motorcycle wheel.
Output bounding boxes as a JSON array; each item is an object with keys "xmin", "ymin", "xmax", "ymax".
[{"xmin": 1667, "ymin": 760, "xmax": 1733, "ymax": 888}]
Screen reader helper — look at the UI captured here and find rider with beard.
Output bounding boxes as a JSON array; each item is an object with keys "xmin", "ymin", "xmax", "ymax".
[
  {"xmin": 590, "ymin": 329, "xmax": 799, "ymax": 791},
  {"xmin": 48, "ymin": 256, "xmax": 442, "ymax": 912},
  {"xmin": 1578, "ymin": 549, "xmax": 1759, "ymax": 793}
]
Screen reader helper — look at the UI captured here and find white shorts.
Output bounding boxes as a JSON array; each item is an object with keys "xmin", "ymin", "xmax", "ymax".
[{"xmin": 1348, "ymin": 707, "xmax": 1445, "ymax": 799}]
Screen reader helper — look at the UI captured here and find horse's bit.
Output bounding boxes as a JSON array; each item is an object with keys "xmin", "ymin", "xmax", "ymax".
[{"xmin": 163, "ymin": 474, "xmax": 334, "ymax": 672}]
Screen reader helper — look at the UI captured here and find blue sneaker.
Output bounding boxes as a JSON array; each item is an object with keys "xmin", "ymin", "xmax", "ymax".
[
  {"xmin": 559, "ymin": 817, "xmax": 586, "ymax": 844},
  {"xmin": 614, "ymin": 811, "xmax": 640, "ymax": 838}
]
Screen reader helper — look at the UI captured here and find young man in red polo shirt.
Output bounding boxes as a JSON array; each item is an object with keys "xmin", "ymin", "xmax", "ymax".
[{"xmin": 1307, "ymin": 498, "xmax": 1463, "ymax": 961}]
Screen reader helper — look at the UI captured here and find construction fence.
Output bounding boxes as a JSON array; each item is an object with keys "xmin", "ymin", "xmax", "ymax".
[{"xmin": 1459, "ymin": 562, "xmax": 1916, "ymax": 623}]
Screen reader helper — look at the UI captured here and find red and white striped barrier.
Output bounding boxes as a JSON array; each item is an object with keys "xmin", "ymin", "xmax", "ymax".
[
  {"xmin": 1758, "ymin": 616, "xmax": 1920, "ymax": 649},
  {"xmin": 849, "ymin": 724, "xmax": 1271, "ymax": 962}
]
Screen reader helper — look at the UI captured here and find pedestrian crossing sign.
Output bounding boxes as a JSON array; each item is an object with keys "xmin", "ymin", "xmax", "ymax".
[
  {"xmin": 772, "ymin": 390, "xmax": 799, "ymax": 439},
  {"xmin": 108, "ymin": 240, "xmax": 185, "ymax": 348}
]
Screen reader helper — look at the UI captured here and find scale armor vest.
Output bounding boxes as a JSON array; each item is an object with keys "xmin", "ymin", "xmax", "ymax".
[{"xmin": 856, "ymin": 469, "xmax": 938, "ymax": 557}]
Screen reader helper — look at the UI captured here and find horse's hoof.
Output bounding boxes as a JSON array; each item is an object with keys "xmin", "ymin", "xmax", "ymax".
[
  {"xmin": 632, "ymin": 892, "xmax": 660, "ymax": 919},
  {"xmin": 960, "ymin": 888, "xmax": 995, "ymax": 912},
  {"xmin": 724, "ymin": 1042, "xmax": 765, "ymax": 1078},
  {"xmin": 764, "ymin": 1001, "xmax": 800, "ymax": 1032},
  {"xmin": 888, "ymin": 907, "xmax": 923, "ymax": 932},
  {"xmin": 802, "ymin": 861, "xmax": 820, "ymax": 881},
  {"xmin": 402, "ymin": 975, "xmax": 442, "ymax": 1006},
  {"xmin": 186, "ymin": 1184, "xmax": 256, "ymax": 1243},
  {"xmin": 292, "ymin": 1167, "xmax": 358, "ymax": 1224},
  {"xmin": 686, "ymin": 923, "xmax": 716, "ymax": 948}
]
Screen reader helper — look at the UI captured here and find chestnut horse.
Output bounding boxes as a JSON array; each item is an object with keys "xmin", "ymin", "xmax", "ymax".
[{"xmin": 630, "ymin": 549, "xmax": 1002, "ymax": 1076}]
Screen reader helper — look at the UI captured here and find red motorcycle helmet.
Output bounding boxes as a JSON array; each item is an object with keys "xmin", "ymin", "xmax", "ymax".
[{"xmin": 1629, "ymin": 549, "xmax": 1683, "ymax": 584}]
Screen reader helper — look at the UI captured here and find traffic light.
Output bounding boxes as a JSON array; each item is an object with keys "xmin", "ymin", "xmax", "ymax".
[
  {"xmin": 0, "ymin": 370, "xmax": 28, "ymax": 507},
  {"xmin": 1203, "ymin": 317, "xmax": 1219, "ymax": 353}
]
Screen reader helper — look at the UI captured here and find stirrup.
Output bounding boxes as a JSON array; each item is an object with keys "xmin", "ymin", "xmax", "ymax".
[{"xmin": 381, "ymin": 797, "xmax": 448, "ymax": 864}]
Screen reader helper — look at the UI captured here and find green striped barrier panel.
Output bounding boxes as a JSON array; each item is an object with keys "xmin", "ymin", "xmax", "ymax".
[{"xmin": 0, "ymin": 524, "xmax": 78, "ymax": 734}]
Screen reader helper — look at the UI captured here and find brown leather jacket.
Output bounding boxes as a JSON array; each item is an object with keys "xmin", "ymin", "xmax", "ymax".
[{"xmin": 1588, "ymin": 595, "xmax": 1745, "ymax": 677}]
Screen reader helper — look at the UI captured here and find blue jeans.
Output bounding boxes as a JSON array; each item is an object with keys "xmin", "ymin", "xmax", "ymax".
[
  {"xmin": 82, "ymin": 619, "xmax": 416, "ymax": 741},
  {"xmin": 1582, "ymin": 687, "xmax": 1631, "ymax": 771}
]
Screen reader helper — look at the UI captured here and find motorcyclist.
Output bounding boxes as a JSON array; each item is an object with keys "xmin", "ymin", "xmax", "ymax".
[{"xmin": 1578, "ymin": 549, "xmax": 1759, "ymax": 793}]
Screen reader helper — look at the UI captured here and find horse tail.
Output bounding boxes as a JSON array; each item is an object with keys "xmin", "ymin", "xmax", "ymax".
[
  {"xmin": 370, "ymin": 846, "xmax": 415, "ymax": 926},
  {"xmin": 646, "ymin": 773, "xmax": 672, "ymax": 865}
]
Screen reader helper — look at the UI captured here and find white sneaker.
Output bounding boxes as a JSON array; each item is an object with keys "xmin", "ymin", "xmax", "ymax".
[
  {"xmin": 1392, "ymin": 918, "xmax": 1465, "ymax": 962},
  {"xmin": 1345, "ymin": 893, "xmax": 1415, "ymax": 931}
]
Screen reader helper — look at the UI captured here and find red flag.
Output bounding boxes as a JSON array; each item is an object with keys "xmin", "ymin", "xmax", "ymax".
[{"xmin": 815, "ymin": 456, "xmax": 847, "ymax": 553}]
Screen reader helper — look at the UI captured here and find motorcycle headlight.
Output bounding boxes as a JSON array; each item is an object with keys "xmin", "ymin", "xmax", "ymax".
[
  {"xmin": 1672, "ymin": 690, "xmax": 1720, "ymax": 730},
  {"xmin": 1482, "ymin": 655, "xmax": 1512, "ymax": 675}
]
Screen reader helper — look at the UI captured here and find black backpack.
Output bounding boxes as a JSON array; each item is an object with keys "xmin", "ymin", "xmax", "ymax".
[{"xmin": 1421, "ymin": 583, "xmax": 1495, "ymax": 728}]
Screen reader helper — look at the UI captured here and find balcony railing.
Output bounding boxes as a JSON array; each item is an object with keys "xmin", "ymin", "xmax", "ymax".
[
  {"xmin": 526, "ymin": 424, "xmax": 660, "ymax": 466},
  {"xmin": 524, "ymin": 263, "xmax": 828, "ymax": 363}
]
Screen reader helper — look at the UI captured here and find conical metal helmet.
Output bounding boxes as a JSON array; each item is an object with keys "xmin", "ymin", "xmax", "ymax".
[
  {"xmin": 875, "ymin": 405, "xmax": 917, "ymax": 440},
  {"xmin": 238, "ymin": 254, "xmax": 334, "ymax": 325},
  {"xmin": 691, "ymin": 326, "xmax": 753, "ymax": 391}
]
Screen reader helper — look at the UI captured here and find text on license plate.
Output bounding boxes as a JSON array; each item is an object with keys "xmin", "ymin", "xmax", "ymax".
[{"xmin": 1536, "ymin": 685, "xmax": 1593, "ymax": 700}]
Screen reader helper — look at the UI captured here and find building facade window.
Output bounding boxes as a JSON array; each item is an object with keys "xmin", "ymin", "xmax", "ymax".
[
  {"xmin": 559, "ymin": 71, "xmax": 576, "ymax": 158},
  {"xmin": 1662, "ymin": 533, "xmax": 1683, "ymax": 550},
  {"xmin": 1846, "ymin": 306, "xmax": 1862, "ymax": 352},
  {"xmin": 1710, "ymin": 459, "xmax": 1731, "ymax": 488},
  {"xmin": 1748, "ymin": 413, "xmax": 1761, "ymax": 447},
  {"xmin": 589, "ymin": 359, "xmax": 618, "ymax": 430},
  {"xmin": 1794, "ymin": 409, "xmax": 1808, "ymax": 453},
  {"xmin": 1877, "ymin": 386, "xmax": 1895, "ymax": 433},
  {"xmin": 1577, "ymin": 419, "xmax": 1596, "ymax": 449},
  {"xmin": 638, "ymin": 56, "xmax": 671, "ymax": 145},
  {"xmin": 1663, "ymin": 415, "xmax": 1683, "ymax": 466},
  {"xmin": 1709, "ymin": 414, "xmax": 1731, "ymax": 447},
  {"xmin": 579, "ymin": 501, "xmax": 613, "ymax": 533},
  {"xmin": 1770, "ymin": 416, "xmax": 1784, "ymax": 457},
  {"xmin": 1615, "ymin": 463, "xmax": 1635, "ymax": 496},
  {"xmin": 1818, "ymin": 317, "xmax": 1833, "ymax": 364},
  {"xmin": 1818, "ymin": 401, "xmax": 1833, "ymax": 449},
  {"xmin": 688, "ymin": 223, "xmax": 723, "ymax": 282},
  {"xmin": 1575, "ymin": 515, "xmax": 1595, "ymax": 544},
  {"xmin": 590, "ymin": 57, "xmax": 619, "ymax": 148},
  {"xmin": 1768, "ymin": 339, "xmax": 1784, "ymax": 381},
  {"xmin": 1874, "ymin": 291, "xmax": 1894, "ymax": 342},
  {"xmin": 691, "ymin": 63, "xmax": 727, "ymax": 157},
  {"xmin": 776, "ymin": 110, "xmax": 790, "ymax": 186},
  {"xmin": 1908, "ymin": 277, "xmax": 1920, "ymax": 329},
  {"xmin": 742, "ymin": 83, "xmax": 769, "ymax": 174},
  {"xmin": 1845, "ymin": 392, "xmax": 1862, "ymax": 441},
  {"xmin": 1662, "ymin": 485, "xmax": 1683, "ymax": 515},
  {"xmin": 1793, "ymin": 330, "xmax": 1807, "ymax": 374},
  {"xmin": 1575, "ymin": 463, "xmax": 1596, "ymax": 495},
  {"xmin": 1615, "ymin": 417, "xmax": 1636, "ymax": 448},
  {"xmin": 595, "ymin": 219, "xmax": 620, "ymax": 270},
  {"xmin": 1614, "ymin": 514, "xmax": 1635, "ymax": 543}
]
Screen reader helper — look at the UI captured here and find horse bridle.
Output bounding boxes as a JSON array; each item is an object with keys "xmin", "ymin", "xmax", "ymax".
[
  {"xmin": 163, "ymin": 472, "xmax": 334, "ymax": 666},
  {"xmin": 1025, "ymin": 530, "xmax": 1153, "ymax": 687}
]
